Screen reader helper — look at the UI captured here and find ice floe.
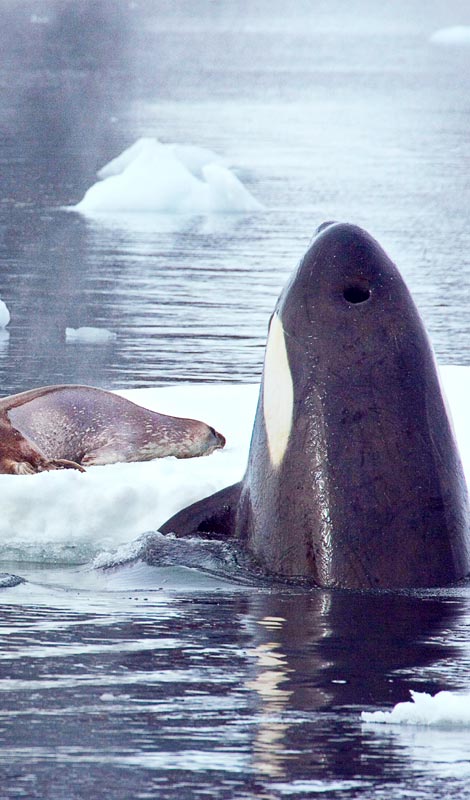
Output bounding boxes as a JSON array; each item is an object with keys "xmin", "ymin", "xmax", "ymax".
[
  {"xmin": 362, "ymin": 690, "xmax": 470, "ymax": 727},
  {"xmin": 0, "ymin": 368, "xmax": 469, "ymax": 564},
  {"xmin": 65, "ymin": 326, "xmax": 117, "ymax": 344}
]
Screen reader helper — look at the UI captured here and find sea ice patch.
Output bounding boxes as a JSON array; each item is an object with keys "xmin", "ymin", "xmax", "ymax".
[
  {"xmin": 362, "ymin": 689, "xmax": 470, "ymax": 726},
  {"xmin": 0, "ymin": 370, "xmax": 468, "ymax": 566},
  {"xmin": 66, "ymin": 326, "xmax": 117, "ymax": 344},
  {"xmin": 0, "ymin": 384, "xmax": 257, "ymax": 564}
]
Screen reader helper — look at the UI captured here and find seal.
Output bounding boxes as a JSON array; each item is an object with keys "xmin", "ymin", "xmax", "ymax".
[
  {"xmin": 159, "ymin": 222, "xmax": 470, "ymax": 589},
  {"xmin": 0, "ymin": 410, "xmax": 85, "ymax": 475},
  {"xmin": 0, "ymin": 385, "xmax": 225, "ymax": 474}
]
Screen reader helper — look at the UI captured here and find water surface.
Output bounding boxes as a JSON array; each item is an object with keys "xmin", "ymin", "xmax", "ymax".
[{"xmin": 1, "ymin": 1, "xmax": 470, "ymax": 797}]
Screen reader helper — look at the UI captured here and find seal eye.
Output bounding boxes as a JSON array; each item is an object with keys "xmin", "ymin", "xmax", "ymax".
[{"xmin": 343, "ymin": 286, "xmax": 371, "ymax": 304}]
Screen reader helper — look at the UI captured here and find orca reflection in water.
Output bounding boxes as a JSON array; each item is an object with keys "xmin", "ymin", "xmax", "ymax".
[
  {"xmin": 160, "ymin": 222, "xmax": 470, "ymax": 589},
  {"xmin": 241, "ymin": 590, "xmax": 466, "ymax": 783}
]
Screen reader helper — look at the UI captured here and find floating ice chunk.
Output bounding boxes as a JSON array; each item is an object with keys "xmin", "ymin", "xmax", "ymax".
[
  {"xmin": 96, "ymin": 138, "xmax": 157, "ymax": 179},
  {"xmin": 66, "ymin": 326, "xmax": 117, "ymax": 344},
  {"xmin": 429, "ymin": 26, "xmax": 470, "ymax": 45},
  {"xmin": 0, "ymin": 298, "xmax": 10, "ymax": 329},
  {"xmin": 168, "ymin": 143, "xmax": 227, "ymax": 179},
  {"xmin": 270, "ymin": 781, "xmax": 363, "ymax": 795},
  {"xmin": 72, "ymin": 137, "xmax": 261, "ymax": 215},
  {"xmin": 362, "ymin": 690, "xmax": 470, "ymax": 726},
  {"xmin": 30, "ymin": 14, "xmax": 49, "ymax": 25},
  {"xmin": 97, "ymin": 138, "xmax": 227, "ymax": 181},
  {"xmin": 100, "ymin": 692, "xmax": 131, "ymax": 701},
  {"xmin": 204, "ymin": 163, "xmax": 263, "ymax": 212},
  {"xmin": 76, "ymin": 143, "xmax": 205, "ymax": 213}
]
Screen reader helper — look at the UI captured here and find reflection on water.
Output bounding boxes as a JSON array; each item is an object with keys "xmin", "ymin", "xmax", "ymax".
[
  {"xmin": 246, "ymin": 618, "xmax": 295, "ymax": 780},
  {"xmin": 0, "ymin": 583, "xmax": 469, "ymax": 798},
  {"xmin": 241, "ymin": 590, "xmax": 470, "ymax": 791}
]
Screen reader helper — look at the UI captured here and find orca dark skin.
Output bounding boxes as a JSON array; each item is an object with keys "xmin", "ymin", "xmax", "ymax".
[{"xmin": 160, "ymin": 222, "xmax": 470, "ymax": 589}]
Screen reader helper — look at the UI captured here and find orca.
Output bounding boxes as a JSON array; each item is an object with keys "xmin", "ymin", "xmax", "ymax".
[{"xmin": 160, "ymin": 222, "xmax": 470, "ymax": 589}]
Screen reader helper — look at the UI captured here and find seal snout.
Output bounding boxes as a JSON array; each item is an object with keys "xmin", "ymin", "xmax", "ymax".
[{"xmin": 209, "ymin": 426, "xmax": 226, "ymax": 449}]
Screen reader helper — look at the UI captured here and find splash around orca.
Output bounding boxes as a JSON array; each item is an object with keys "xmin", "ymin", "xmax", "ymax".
[{"xmin": 160, "ymin": 222, "xmax": 470, "ymax": 589}]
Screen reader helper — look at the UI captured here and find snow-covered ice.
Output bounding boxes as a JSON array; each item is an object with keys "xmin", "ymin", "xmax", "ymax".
[
  {"xmin": 66, "ymin": 326, "xmax": 117, "ymax": 343},
  {"xmin": 362, "ymin": 690, "xmax": 470, "ymax": 727},
  {"xmin": 0, "ymin": 367, "xmax": 469, "ymax": 565},
  {"xmin": 0, "ymin": 383, "xmax": 257, "ymax": 562},
  {"xmin": 72, "ymin": 137, "xmax": 262, "ymax": 215}
]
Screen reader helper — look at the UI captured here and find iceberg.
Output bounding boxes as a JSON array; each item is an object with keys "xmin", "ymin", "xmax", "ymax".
[{"xmin": 72, "ymin": 138, "xmax": 262, "ymax": 215}]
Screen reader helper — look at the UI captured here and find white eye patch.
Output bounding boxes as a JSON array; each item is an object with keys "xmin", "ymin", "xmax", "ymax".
[{"xmin": 263, "ymin": 313, "xmax": 294, "ymax": 468}]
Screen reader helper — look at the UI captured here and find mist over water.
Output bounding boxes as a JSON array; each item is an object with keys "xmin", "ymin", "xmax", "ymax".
[
  {"xmin": 1, "ymin": 0, "xmax": 470, "ymax": 394},
  {"xmin": 2, "ymin": 1, "xmax": 470, "ymax": 798}
]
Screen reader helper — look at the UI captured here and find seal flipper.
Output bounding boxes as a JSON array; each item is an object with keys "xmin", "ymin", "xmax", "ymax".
[{"xmin": 159, "ymin": 482, "xmax": 242, "ymax": 540}]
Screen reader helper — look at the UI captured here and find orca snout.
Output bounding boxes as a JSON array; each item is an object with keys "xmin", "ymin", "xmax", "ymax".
[{"xmin": 315, "ymin": 220, "xmax": 337, "ymax": 235}]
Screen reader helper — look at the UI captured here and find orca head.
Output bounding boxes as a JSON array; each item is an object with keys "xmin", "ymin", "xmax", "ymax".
[
  {"xmin": 262, "ymin": 222, "xmax": 409, "ymax": 474},
  {"xmin": 247, "ymin": 222, "xmax": 469, "ymax": 589}
]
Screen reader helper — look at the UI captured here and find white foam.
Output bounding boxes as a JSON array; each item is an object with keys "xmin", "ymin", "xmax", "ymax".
[
  {"xmin": 65, "ymin": 326, "xmax": 117, "ymax": 343},
  {"xmin": 362, "ymin": 690, "xmax": 470, "ymax": 726},
  {"xmin": 72, "ymin": 137, "xmax": 261, "ymax": 216},
  {"xmin": 429, "ymin": 26, "xmax": 470, "ymax": 45}
]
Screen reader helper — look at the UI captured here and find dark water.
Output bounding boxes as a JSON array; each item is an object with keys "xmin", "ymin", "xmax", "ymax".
[
  {"xmin": 1, "ymin": 579, "xmax": 470, "ymax": 800},
  {"xmin": 1, "ymin": 0, "xmax": 470, "ymax": 394},
  {"xmin": 2, "ymin": 1, "xmax": 470, "ymax": 798}
]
